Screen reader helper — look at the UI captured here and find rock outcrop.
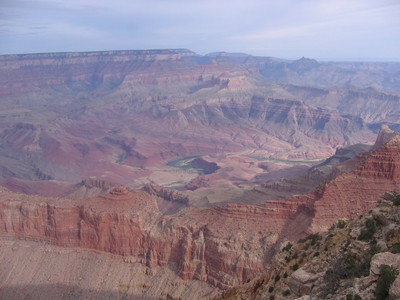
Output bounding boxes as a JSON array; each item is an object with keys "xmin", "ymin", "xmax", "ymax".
[{"xmin": 214, "ymin": 191, "xmax": 400, "ymax": 300}]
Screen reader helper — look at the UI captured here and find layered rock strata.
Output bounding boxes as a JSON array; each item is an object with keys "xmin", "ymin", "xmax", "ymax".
[{"xmin": 1, "ymin": 126, "xmax": 400, "ymax": 290}]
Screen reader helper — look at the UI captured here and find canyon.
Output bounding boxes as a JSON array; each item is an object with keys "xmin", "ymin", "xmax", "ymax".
[
  {"xmin": 1, "ymin": 125, "xmax": 400, "ymax": 299},
  {"xmin": 2, "ymin": 49, "xmax": 398, "ymax": 193},
  {"xmin": 1, "ymin": 50, "xmax": 400, "ymax": 299}
]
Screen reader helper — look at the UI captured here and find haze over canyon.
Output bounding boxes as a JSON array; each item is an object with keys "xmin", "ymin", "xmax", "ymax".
[{"xmin": 0, "ymin": 49, "xmax": 400, "ymax": 299}]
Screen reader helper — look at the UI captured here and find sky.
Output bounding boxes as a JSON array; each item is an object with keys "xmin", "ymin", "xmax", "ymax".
[{"xmin": 0, "ymin": 0, "xmax": 400, "ymax": 61}]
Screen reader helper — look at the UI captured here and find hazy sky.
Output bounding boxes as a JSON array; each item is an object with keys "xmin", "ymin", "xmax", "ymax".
[{"xmin": 1, "ymin": 0, "xmax": 400, "ymax": 60}]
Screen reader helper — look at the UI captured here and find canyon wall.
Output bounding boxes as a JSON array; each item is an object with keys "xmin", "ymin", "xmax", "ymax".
[{"xmin": 1, "ymin": 127, "xmax": 400, "ymax": 289}]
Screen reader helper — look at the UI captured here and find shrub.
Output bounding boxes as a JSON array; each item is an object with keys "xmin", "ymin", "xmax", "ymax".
[
  {"xmin": 374, "ymin": 264, "xmax": 398, "ymax": 299},
  {"xmin": 283, "ymin": 272, "xmax": 288, "ymax": 278},
  {"xmin": 337, "ymin": 219, "xmax": 346, "ymax": 228},
  {"xmin": 358, "ymin": 219, "xmax": 377, "ymax": 241},
  {"xmin": 282, "ymin": 289, "xmax": 291, "ymax": 296},
  {"xmin": 268, "ymin": 286, "xmax": 274, "ymax": 293},
  {"xmin": 346, "ymin": 294, "xmax": 353, "ymax": 300},
  {"xmin": 324, "ymin": 268, "xmax": 340, "ymax": 295},
  {"xmin": 393, "ymin": 195, "xmax": 400, "ymax": 206},
  {"xmin": 308, "ymin": 233, "xmax": 321, "ymax": 246},
  {"xmin": 282, "ymin": 243, "xmax": 293, "ymax": 252},
  {"xmin": 291, "ymin": 263, "xmax": 299, "ymax": 271},
  {"xmin": 269, "ymin": 295, "xmax": 275, "ymax": 300},
  {"xmin": 298, "ymin": 238, "xmax": 306, "ymax": 243},
  {"xmin": 274, "ymin": 274, "xmax": 281, "ymax": 282},
  {"xmin": 342, "ymin": 253, "xmax": 370, "ymax": 278},
  {"xmin": 346, "ymin": 294, "xmax": 362, "ymax": 300},
  {"xmin": 313, "ymin": 251, "xmax": 320, "ymax": 257},
  {"xmin": 392, "ymin": 243, "xmax": 400, "ymax": 254}
]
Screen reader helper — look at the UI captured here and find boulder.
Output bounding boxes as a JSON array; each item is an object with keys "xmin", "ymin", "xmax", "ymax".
[
  {"xmin": 370, "ymin": 252, "xmax": 400, "ymax": 276},
  {"xmin": 288, "ymin": 268, "xmax": 323, "ymax": 296},
  {"xmin": 389, "ymin": 275, "xmax": 400, "ymax": 300}
]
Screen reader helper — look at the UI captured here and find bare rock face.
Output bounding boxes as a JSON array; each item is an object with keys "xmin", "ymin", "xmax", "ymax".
[
  {"xmin": 143, "ymin": 184, "xmax": 189, "ymax": 204},
  {"xmin": 305, "ymin": 126, "xmax": 400, "ymax": 232},
  {"xmin": 390, "ymin": 275, "xmax": 400, "ymax": 300},
  {"xmin": 288, "ymin": 268, "xmax": 323, "ymax": 296},
  {"xmin": 100, "ymin": 186, "xmax": 131, "ymax": 201},
  {"xmin": 373, "ymin": 124, "xmax": 398, "ymax": 150}
]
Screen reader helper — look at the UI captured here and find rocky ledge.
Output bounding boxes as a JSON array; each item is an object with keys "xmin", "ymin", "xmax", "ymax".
[{"xmin": 214, "ymin": 190, "xmax": 400, "ymax": 299}]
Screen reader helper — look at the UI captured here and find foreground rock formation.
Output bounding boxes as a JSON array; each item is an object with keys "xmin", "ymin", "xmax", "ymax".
[
  {"xmin": 214, "ymin": 191, "xmax": 400, "ymax": 299},
  {"xmin": 1, "ymin": 125, "xmax": 400, "ymax": 299}
]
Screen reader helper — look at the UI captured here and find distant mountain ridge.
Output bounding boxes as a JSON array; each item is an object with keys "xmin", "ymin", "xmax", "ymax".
[{"xmin": 2, "ymin": 49, "xmax": 398, "ymax": 189}]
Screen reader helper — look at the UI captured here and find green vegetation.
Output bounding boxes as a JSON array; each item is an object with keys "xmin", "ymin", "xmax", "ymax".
[
  {"xmin": 347, "ymin": 294, "xmax": 362, "ymax": 300},
  {"xmin": 358, "ymin": 219, "xmax": 377, "ymax": 241},
  {"xmin": 346, "ymin": 294, "xmax": 353, "ymax": 300},
  {"xmin": 274, "ymin": 274, "xmax": 281, "ymax": 282},
  {"xmin": 342, "ymin": 253, "xmax": 369, "ymax": 278},
  {"xmin": 282, "ymin": 289, "xmax": 291, "ymax": 296},
  {"xmin": 337, "ymin": 219, "xmax": 347, "ymax": 228},
  {"xmin": 337, "ymin": 242, "xmax": 379, "ymax": 280},
  {"xmin": 298, "ymin": 237, "xmax": 306, "ymax": 243},
  {"xmin": 291, "ymin": 263, "xmax": 299, "ymax": 271},
  {"xmin": 324, "ymin": 239, "xmax": 380, "ymax": 296},
  {"xmin": 282, "ymin": 243, "xmax": 293, "ymax": 252},
  {"xmin": 393, "ymin": 194, "xmax": 400, "ymax": 206},
  {"xmin": 268, "ymin": 286, "xmax": 274, "ymax": 293},
  {"xmin": 391, "ymin": 243, "xmax": 400, "ymax": 254},
  {"xmin": 325, "ymin": 268, "xmax": 340, "ymax": 294},
  {"xmin": 269, "ymin": 295, "xmax": 275, "ymax": 300},
  {"xmin": 374, "ymin": 264, "xmax": 398, "ymax": 299},
  {"xmin": 308, "ymin": 233, "xmax": 322, "ymax": 246}
]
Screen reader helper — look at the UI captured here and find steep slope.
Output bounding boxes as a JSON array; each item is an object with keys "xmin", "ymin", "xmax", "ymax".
[{"xmin": 214, "ymin": 191, "xmax": 400, "ymax": 300}]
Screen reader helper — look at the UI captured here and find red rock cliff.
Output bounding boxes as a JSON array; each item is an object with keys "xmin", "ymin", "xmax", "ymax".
[{"xmin": 1, "ymin": 126, "xmax": 400, "ymax": 288}]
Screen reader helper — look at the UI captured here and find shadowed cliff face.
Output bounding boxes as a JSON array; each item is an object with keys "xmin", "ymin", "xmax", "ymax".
[
  {"xmin": 2, "ymin": 50, "xmax": 400, "ymax": 190},
  {"xmin": 1, "ymin": 126, "xmax": 400, "ymax": 292}
]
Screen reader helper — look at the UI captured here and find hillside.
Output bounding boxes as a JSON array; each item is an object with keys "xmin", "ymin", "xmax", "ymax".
[{"xmin": 214, "ymin": 191, "xmax": 400, "ymax": 300}]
